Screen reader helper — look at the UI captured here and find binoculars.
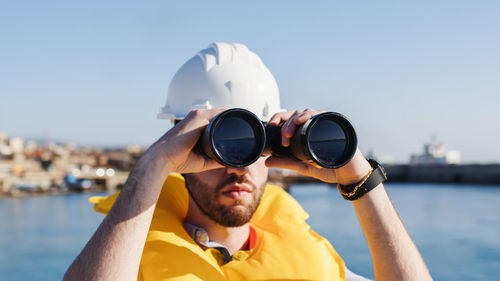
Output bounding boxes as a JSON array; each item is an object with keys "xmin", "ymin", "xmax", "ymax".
[{"xmin": 199, "ymin": 108, "xmax": 357, "ymax": 169}]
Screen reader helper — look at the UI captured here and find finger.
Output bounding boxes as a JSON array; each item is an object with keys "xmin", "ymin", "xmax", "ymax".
[
  {"xmin": 207, "ymin": 107, "xmax": 229, "ymax": 118},
  {"xmin": 201, "ymin": 158, "xmax": 225, "ymax": 171},
  {"xmin": 281, "ymin": 110, "xmax": 301, "ymax": 146},
  {"xmin": 187, "ymin": 107, "xmax": 228, "ymax": 124},
  {"xmin": 268, "ymin": 111, "xmax": 295, "ymax": 126},
  {"xmin": 165, "ymin": 108, "xmax": 229, "ymax": 153},
  {"xmin": 265, "ymin": 156, "xmax": 338, "ymax": 183},
  {"xmin": 178, "ymin": 153, "xmax": 225, "ymax": 174},
  {"xmin": 282, "ymin": 109, "xmax": 325, "ymax": 146},
  {"xmin": 184, "ymin": 107, "xmax": 227, "ymax": 121},
  {"xmin": 265, "ymin": 155, "xmax": 311, "ymax": 174},
  {"xmin": 177, "ymin": 108, "xmax": 229, "ymax": 135},
  {"xmin": 292, "ymin": 109, "xmax": 324, "ymax": 125}
]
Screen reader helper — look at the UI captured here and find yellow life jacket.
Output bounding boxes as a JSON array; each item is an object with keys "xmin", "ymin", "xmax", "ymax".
[{"xmin": 91, "ymin": 173, "xmax": 346, "ymax": 281}]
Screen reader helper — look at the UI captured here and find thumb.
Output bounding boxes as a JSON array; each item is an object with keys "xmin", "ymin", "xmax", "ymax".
[
  {"xmin": 198, "ymin": 158, "xmax": 225, "ymax": 172},
  {"xmin": 265, "ymin": 155, "xmax": 339, "ymax": 183},
  {"xmin": 265, "ymin": 156, "xmax": 312, "ymax": 174}
]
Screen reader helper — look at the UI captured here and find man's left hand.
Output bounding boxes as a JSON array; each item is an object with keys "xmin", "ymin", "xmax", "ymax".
[{"xmin": 265, "ymin": 109, "xmax": 372, "ymax": 186}]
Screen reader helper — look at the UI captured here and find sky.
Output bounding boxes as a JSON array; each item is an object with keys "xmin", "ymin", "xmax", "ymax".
[{"xmin": 1, "ymin": 0, "xmax": 499, "ymax": 163}]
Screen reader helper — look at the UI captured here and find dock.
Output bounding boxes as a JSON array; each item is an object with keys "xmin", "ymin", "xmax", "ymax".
[{"xmin": 384, "ymin": 164, "xmax": 500, "ymax": 185}]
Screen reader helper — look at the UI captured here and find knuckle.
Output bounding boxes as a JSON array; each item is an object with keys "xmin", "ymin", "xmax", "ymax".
[
  {"xmin": 188, "ymin": 109, "xmax": 202, "ymax": 117},
  {"xmin": 272, "ymin": 113, "xmax": 284, "ymax": 120}
]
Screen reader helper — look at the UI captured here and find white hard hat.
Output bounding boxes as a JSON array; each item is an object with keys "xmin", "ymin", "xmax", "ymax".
[{"xmin": 158, "ymin": 42, "xmax": 282, "ymax": 122}]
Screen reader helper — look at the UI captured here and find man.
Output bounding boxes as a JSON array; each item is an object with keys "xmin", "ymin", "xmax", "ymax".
[{"xmin": 64, "ymin": 43, "xmax": 432, "ymax": 280}]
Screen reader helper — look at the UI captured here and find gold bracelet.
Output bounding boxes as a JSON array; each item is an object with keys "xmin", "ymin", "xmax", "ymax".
[{"xmin": 337, "ymin": 168, "xmax": 374, "ymax": 197}]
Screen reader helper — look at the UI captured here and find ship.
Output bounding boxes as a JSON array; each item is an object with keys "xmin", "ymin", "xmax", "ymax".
[{"xmin": 409, "ymin": 137, "xmax": 461, "ymax": 165}]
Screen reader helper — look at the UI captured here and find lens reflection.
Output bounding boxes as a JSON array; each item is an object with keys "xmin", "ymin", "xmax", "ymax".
[
  {"xmin": 308, "ymin": 119, "xmax": 347, "ymax": 165},
  {"xmin": 213, "ymin": 116, "xmax": 258, "ymax": 164}
]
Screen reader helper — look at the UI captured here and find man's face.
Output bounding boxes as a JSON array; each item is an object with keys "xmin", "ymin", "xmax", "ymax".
[{"xmin": 184, "ymin": 157, "xmax": 268, "ymax": 227}]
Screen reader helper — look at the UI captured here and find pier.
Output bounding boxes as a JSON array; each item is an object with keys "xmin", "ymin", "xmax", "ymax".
[
  {"xmin": 384, "ymin": 164, "xmax": 500, "ymax": 185},
  {"xmin": 268, "ymin": 164, "xmax": 500, "ymax": 188}
]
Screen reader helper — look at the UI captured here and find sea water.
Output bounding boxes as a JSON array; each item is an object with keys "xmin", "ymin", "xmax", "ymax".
[
  {"xmin": 0, "ymin": 183, "xmax": 499, "ymax": 280},
  {"xmin": 291, "ymin": 183, "xmax": 500, "ymax": 280}
]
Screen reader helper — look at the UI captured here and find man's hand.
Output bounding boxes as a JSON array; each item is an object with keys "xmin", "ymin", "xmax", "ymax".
[
  {"xmin": 264, "ymin": 109, "xmax": 372, "ymax": 185},
  {"xmin": 149, "ymin": 108, "xmax": 226, "ymax": 174},
  {"xmin": 266, "ymin": 108, "xmax": 432, "ymax": 281},
  {"xmin": 64, "ymin": 108, "xmax": 226, "ymax": 281}
]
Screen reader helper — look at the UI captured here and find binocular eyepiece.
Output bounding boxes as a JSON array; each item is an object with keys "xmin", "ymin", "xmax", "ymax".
[{"xmin": 199, "ymin": 108, "xmax": 357, "ymax": 169}]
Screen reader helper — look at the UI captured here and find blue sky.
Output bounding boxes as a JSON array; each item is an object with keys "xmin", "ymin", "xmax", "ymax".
[{"xmin": 1, "ymin": 1, "xmax": 499, "ymax": 163}]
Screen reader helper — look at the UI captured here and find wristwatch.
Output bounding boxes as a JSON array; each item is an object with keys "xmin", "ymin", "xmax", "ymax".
[{"xmin": 337, "ymin": 159, "xmax": 387, "ymax": 200}]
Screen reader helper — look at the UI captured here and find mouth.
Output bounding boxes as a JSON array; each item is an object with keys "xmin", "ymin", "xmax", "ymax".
[{"xmin": 221, "ymin": 184, "xmax": 252, "ymax": 200}]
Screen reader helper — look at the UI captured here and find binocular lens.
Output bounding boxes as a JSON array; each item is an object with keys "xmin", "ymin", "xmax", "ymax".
[
  {"xmin": 202, "ymin": 109, "xmax": 266, "ymax": 167},
  {"xmin": 308, "ymin": 118, "xmax": 349, "ymax": 168},
  {"xmin": 289, "ymin": 112, "xmax": 356, "ymax": 169},
  {"xmin": 213, "ymin": 116, "xmax": 260, "ymax": 165}
]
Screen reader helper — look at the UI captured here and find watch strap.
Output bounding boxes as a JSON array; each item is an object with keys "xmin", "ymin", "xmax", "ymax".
[{"xmin": 338, "ymin": 159, "xmax": 387, "ymax": 200}]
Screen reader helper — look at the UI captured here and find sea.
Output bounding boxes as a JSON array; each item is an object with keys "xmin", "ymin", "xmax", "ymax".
[{"xmin": 1, "ymin": 183, "xmax": 499, "ymax": 281}]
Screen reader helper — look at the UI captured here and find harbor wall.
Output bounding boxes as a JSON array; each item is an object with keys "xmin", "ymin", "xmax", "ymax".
[{"xmin": 384, "ymin": 164, "xmax": 500, "ymax": 185}]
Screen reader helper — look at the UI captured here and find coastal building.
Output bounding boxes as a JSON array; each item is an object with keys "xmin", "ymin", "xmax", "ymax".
[
  {"xmin": 0, "ymin": 133, "xmax": 135, "ymax": 195},
  {"xmin": 9, "ymin": 137, "xmax": 24, "ymax": 154}
]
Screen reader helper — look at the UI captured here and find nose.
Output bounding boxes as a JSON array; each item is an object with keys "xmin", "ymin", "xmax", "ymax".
[{"xmin": 225, "ymin": 166, "xmax": 249, "ymax": 177}]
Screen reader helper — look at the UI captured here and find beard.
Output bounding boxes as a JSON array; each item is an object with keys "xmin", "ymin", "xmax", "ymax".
[{"xmin": 184, "ymin": 173, "xmax": 265, "ymax": 227}]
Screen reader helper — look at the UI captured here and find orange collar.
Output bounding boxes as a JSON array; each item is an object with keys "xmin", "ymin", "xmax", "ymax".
[{"xmin": 241, "ymin": 225, "xmax": 257, "ymax": 251}]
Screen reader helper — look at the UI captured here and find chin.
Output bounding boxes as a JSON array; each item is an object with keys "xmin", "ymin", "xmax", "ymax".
[{"xmin": 217, "ymin": 206, "xmax": 253, "ymax": 226}]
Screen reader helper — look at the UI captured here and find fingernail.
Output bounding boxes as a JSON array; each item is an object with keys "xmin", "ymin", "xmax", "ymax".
[{"xmin": 282, "ymin": 138, "xmax": 289, "ymax": 147}]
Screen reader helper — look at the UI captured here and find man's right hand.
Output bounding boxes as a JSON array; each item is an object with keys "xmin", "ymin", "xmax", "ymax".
[
  {"xmin": 63, "ymin": 109, "xmax": 228, "ymax": 281},
  {"xmin": 148, "ymin": 108, "xmax": 226, "ymax": 174}
]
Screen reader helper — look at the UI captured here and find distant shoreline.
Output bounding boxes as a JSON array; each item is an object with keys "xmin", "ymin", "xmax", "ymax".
[{"xmin": 3, "ymin": 164, "xmax": 500, "ymax": 198}]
